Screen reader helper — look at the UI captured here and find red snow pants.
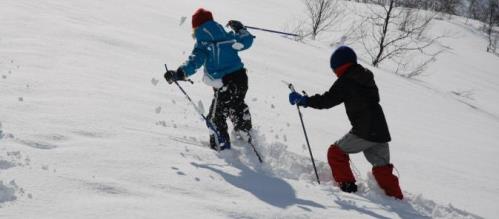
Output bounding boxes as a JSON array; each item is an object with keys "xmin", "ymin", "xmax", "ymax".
[
  {"xmin": 373, "ymin": 164, "xmax": 403, "ymax": 199},
  {"xmin": 327, "ymin": 133, "xmax": 403, "ymax": 199},
  {"xmin": 327, "ymin": 145, "xmax": 356, "ymax": 183}
]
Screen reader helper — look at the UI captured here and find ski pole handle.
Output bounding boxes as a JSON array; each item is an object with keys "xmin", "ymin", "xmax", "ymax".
[
  {"xmin": 282, "ymin": 81, "xmax": 307, "ymax": 96},
  {"xmin": 282, "ymin": 80, "xmax": 296, "ymax": 92}
]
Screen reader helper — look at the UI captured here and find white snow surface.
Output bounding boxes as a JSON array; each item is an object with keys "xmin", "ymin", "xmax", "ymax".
[{"xmin": 1, "ymin": 0, "xmax": 498, "ymax": 218}]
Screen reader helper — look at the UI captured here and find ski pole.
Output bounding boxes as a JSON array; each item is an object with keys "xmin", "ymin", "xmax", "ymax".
[
  {"xmin": 285, "ymin": 81, "xmax": 320, "ymax": 184},
  {"xmin": 245, "ymin": 26, "xmax": 300, "ymax": 37},
  {"xmin": 247, "ymin": 134, "xmax": 263, "ymax": 163},
  {"xmin": 164, "ymin": 64, "xmax": 224, "ymax": 151}
]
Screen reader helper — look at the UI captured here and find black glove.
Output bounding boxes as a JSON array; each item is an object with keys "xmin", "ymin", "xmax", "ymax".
[
  {"xmin": 226, "ymin": 20, "xmax": 245, "ymax": 33},
  {"xmin": 164, "ymin": 67, "xmax": 186, "ymax": 84}
]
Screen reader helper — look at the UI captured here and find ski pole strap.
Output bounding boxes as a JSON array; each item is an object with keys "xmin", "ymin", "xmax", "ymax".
[{"xmin": 245, "ymin": 26, "xmax": 300, "ymax": 37}]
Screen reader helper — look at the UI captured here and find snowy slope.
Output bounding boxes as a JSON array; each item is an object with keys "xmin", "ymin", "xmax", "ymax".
[{"xmin": 1, "ymin": 0, "xmax": 498, "ymax": 218}]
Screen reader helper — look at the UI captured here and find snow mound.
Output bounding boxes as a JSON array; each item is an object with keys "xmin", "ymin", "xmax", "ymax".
[
  {"xmin": 242, "ymin": 131, "xmax": 332, "ymax": 183},
  {"xmin": 331, "ymin": 173, "xmax": 485, "ymax": 219}
]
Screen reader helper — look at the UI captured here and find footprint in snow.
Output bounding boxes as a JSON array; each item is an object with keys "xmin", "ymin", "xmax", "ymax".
[
  {"xmin": 156, "ymin": 120, "xmax": 167, "ymax": 127},
  {"xmin": 151, "ymin": 78, "xmax": 159, "ymax": 86},
  {"xmin": 171, "ymin": 166, "xmax": 186, "ymax": 176},
  {"xmin": 179, "ymin": 16, "xmax": 187, "ymax": 26},
  {"xmin": 73, "ymin": 130, "xmax": 109, "ymax": 139},
  {"xmin": 18, "ymin": 139, "xmax": 57, "ymax": 150},
  {"xmin": 40, "ymin": 134, "xmax": 68, "ymax": 142}
]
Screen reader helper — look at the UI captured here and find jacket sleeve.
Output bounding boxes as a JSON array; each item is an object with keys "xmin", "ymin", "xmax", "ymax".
[
  {"xmin": 307, "ymin": 81, "xmax": 345, "ymax": 109},
  {"xmin": 231, "ymin": 29, "xmax": 255, "ymax": 51},
  {"xmin": 180, "ymin": 43, "xmax": 208, "ymax": 77}
]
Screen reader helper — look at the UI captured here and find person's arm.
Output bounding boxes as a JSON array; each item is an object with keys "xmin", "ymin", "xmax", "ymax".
[
  {"xmin": 180, "ymin": 43, "xmax": 208, "ymax": 77},
  {"xmin": 232, "ymin": 29, "xmax": 254, "ymax": 51},
  {"xmin": 227, "ymin": 20, "xmax": 254, "ymax": 51},
  {"xmin": 307, "ymin": 81, "xmax": 345, "ymax": 109}
]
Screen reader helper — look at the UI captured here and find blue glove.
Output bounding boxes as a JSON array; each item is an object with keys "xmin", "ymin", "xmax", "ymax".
[{"xmin": 289, "ymin": 92, "xmax": 308, "ymax": 106}]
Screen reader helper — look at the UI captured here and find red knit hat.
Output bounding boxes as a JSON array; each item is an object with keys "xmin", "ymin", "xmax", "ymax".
[{"xmin": 192, "ymin": 8, "xmax": 213, "ymax": 29}]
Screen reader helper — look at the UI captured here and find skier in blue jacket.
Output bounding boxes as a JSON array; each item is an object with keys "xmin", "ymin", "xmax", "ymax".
[{"xmin": 164, "ymin": 8, "xmax": 255, "ymax": 150}]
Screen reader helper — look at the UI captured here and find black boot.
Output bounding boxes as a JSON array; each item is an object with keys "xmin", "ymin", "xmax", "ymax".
[
  {"xmin": 339, "ymin": 182, "xmax": 358, "ymax": 193},
  {"xmin": 209, "ymin": 133, "xmax": 230, "ymax": 151}
]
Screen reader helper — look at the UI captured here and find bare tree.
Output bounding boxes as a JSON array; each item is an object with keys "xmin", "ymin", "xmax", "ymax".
[
  {"xmin": 303, "ymin": 0, "xmax": 342, "ymax": 39},
  {"xmin": 485, "ymin": 0, "xmax": 499, "ymax": 53},
  {"xmin": 435, "ymin": 0, "xmax": 461, "ymax": 15},
  {"xmin": 468, "ymin": 0, "xmax": 483, "ymax": 20},
  {"xmin": 359, "ymin": 0, "xmax": 442, "ymax": 69}
]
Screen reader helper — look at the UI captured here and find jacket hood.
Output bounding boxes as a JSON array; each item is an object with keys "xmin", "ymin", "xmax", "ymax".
[
  {"xmin": 194, "ymin": 20, "xmax": 229, "ymax": 42},
  {"xmin": 344, "ymin": 64, "xmax": 376, "ymax": 87}
]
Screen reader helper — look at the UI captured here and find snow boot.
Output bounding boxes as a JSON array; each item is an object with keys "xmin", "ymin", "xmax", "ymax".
[
  {"xmin": 209, "ymin": 133, "xmax": 231, "ymax": 151},
  {"xmin": 372, "ymin": 164, "xmax": 403, "ymax": 199},
  {"xmin": 328, "ymin": 145, "xmax": 356, "ymax": 190},
  {"xmin": 339, "ymin": 182, "xmax": 358, "ymax": 193}
]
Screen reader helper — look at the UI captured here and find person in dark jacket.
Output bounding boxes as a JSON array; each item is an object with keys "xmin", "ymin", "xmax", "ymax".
[
  {"xmin": 288, "ymin": 46, "xmax": 403, "ymax": 199},
  {"xmin": 164, "ymin": 8, "xmax": 255, "ymax": 151}
]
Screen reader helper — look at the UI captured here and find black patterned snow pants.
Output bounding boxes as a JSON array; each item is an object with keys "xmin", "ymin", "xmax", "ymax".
[{"xmin": 207, "ymin": 68, "xmax": 252, "ymax": 147}]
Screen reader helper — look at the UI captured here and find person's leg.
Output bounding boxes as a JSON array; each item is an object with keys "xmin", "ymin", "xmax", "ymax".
[
  {"xmin": 328, "ymin": 133, "xmax": 375, "ymax": 192},
  {"xmin": 328, "ymin": 145, "xmax": 356, "ymax": 192},
  {"xmin": 206, "ymin": 88, "xmax": 230, "ymax": 150},
  {"xmin": 364, "ymin": 143, "xmax": 403, "ymax": 199},
  {"xmin": 363, "ymin": 143, "xmax": 390, "ymax": 167},
  {"xmin": 227, "ymin": 69, "xmax": 252, "ymax": 133}
]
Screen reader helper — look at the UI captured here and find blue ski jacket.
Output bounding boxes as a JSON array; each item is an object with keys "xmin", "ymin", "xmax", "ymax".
[{"xmin": 180, "ymin": 21, "xmax": 254, "ymax": 80}]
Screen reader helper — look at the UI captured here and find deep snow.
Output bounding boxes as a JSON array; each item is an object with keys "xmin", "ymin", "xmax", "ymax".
[{"xmin": 1, "ymin": 0, "xmax": 498, "ymax": 218}]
